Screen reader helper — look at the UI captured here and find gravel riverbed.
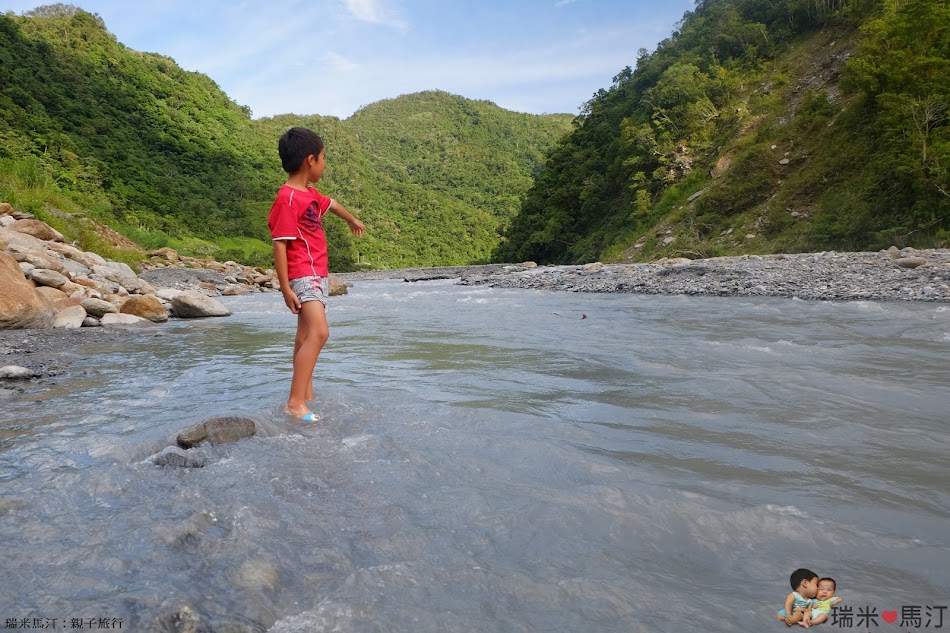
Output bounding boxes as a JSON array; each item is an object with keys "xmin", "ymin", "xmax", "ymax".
[{"xmin": 453, "ymin": 250, "xmax": 950, "ymax": 303}]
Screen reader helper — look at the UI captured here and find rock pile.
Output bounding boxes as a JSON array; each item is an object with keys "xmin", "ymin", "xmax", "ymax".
[{"xmin": 0, "ymin": 203, "xmax": 290, "ymax": 330}]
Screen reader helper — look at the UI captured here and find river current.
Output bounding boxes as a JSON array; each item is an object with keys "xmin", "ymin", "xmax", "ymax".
[{"xmin": 1, "ymin": 279, "xmax": 948, "ymax": 632}]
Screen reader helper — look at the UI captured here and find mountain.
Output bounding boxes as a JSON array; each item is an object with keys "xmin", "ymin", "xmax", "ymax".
[
  {"xmin": 0, "ymin": 5, "xmax": 572, "ymax": 270},
  {"xmin": 496, "ymin": 0, "xmax": 950, "ymax": 264},
  {"xmin": 7, "ymin": 2, "xmax": 944, "ymax": 272}
]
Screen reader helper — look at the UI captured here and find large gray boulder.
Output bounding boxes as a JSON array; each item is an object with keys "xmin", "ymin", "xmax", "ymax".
[
  {"xmin": 177, "ymin": 416, "xmax": 256, "ymax": 448},
  {"xmin": 30, "ymin": 268, "xmax": 70, "ymax": 289},
  {"xmin": 170, "ymin": 290, "xmax": 231, "ymax": 318},
  {"xmin": 80, "ymin": 297, "xmax": 118, "ymax": 318},
  {"xmin": 91, "ymin": 263, "xmax": 146, "ymax": 293}
]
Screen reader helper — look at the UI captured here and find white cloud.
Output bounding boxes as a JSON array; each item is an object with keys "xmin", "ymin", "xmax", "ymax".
[
  {"xmin": 3, "ymin": 0, "xmax": 696, "ymax": 119},
  {"xmin": 324, "ymin": 51, "xmax": 360, "ymax": 72},
  {"xmin": 341, "ymin": 0, "xmax": 408, "ymax": 30},
  {"xmin": 241, "ymin": 23, "xmax": 663, "ymax": 118}
]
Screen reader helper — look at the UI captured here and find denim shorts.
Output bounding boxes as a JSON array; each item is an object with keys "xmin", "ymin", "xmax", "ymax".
[{"xmin": 289, "ymin": 275, "xmax": 328, "ymax": 308}]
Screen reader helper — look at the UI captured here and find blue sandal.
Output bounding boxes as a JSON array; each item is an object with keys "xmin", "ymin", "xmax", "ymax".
[{"xmin": 300, "ymin": 411, "xmax": 320, "ymax": 422}]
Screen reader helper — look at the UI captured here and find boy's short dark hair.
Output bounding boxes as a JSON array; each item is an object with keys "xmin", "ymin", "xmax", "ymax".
[
  {"xmin": 790, "ymin": 568, "xmax": 818, "ymax": 590},
  {"xmin": 819, "ymin": 577, "xmax": 836, "ymax": 590},
  {"xmin": 278, "ymin": 127, "xmax": 324, "ymax": 173}
]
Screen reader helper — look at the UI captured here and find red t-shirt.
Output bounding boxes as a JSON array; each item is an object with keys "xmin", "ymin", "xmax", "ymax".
[{"xmin": 268, "ymin": 185, "xmax": 334, "ymax": 279}]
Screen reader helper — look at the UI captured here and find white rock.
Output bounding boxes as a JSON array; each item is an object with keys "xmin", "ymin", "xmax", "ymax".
[
  {"xmin": 171, "ymin": 291, "xmax": 231, "ymax": 318},
  {"xmin": 0, "ymin": 365, "xmax": 34, "ymax": 379},
  {"xmin": 155, "ymin": 288, "xmax": 184, "ymax": 301},
  {"xmin": 52, "ymin": 305, "xmax": 87, "ymax": 329},
  {"xmin": 895, "ymin": 257, "xmax": 928, "ymax": 269},
  {"xmin": 101, "ymin": 313, "xmax": 151, "ymax": 327}
]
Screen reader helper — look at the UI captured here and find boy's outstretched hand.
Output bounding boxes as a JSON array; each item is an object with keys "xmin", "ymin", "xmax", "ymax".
[
  {"xmin": 328, "ymin": 200, "xmax": 365, "ymax": 237},
  {"xmin": 347, "ymin": 217, "xmax": 365, "ymax": 237}
]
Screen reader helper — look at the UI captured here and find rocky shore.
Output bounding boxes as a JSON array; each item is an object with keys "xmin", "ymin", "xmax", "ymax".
[
  {"xmin": 454, "ymin": 249, "xmax": 950, "ymax": 303},
  {"xmin": 1, "ymin": 202, "xmax": 284, "ymax": 380}
]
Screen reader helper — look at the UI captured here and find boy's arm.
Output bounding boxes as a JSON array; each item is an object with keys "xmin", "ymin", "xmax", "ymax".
[
  {"xmin": 831, "ymin": 597, "xmax": 843, "ymax": 606},
  {"xmin": 327, "ymin": 199, "xmax": 365, "ymax": 236},
  {"xmin": 783, "ymin": 592, "xmax": 795, "ymax": 614},
  {"xmin": 272, "ymin": 240, "xmax": 301, "ymax": 314}
]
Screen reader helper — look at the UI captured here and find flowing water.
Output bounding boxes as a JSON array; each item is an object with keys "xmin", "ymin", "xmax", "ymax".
[{"xmin": 1, "ymin": 280, "xmax": 948, "ymax": 632}]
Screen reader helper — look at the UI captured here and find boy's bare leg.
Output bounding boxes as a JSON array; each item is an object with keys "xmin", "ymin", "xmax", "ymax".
[
  {"xmin": 799, "ymin": 609, "xmax": 813, "ymax": 628},
  {"xmin": 778, "ymin": 608, "xmax": 806, "ymax": 627},
  {"xmin": 292, "ymin": 332, "xmax": 316, "ymax": 402},
  {"xmin": 287, "ymin": 301, "xmax": 329, "ymax": 418}
]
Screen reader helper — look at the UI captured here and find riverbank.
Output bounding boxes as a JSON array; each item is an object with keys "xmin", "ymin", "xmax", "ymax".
[
  {"xmin": 5, "ymin": 249, "xmax": 948, "ymax": 380},
  {"xmin": 453, "ymin": 249, "xmax": 950, "ymax": 303},
  {"xmin": 340, "ymin": 248, "xmax": 950, "ymax": 301}
]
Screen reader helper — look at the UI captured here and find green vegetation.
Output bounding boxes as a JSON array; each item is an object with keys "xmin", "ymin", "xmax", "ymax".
[
  {"xmin": 4, "ymin": 1, "xmax": 947, "ymax": 270},
  {"xmin": 497, "ymin": 0, "xmax": 950, "ymax": 264},
  {"xmin": 0, "ymin": 5, "xmax": 571, "ymax": 270}
]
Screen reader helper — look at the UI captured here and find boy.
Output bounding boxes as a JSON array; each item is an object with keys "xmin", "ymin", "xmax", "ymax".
[
  {"xmin": 803, "ymin": 577, "xmax": 843, "ymax": 627},
  {"xmin": 777, "ymin": 568, "xmax": 820, "ymax": 627},
  {"xmin": 268, "ymin": 127, "xmax": 365, "ymax": 421}
]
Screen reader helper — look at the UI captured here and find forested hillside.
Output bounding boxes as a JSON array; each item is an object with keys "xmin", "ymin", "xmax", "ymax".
[
  {"xmin": 0, "ymin": 5, "xmax": 571, "ymax": 270},
  {"xmin": 497, "ymin": 0, "xmax": 950, "ymax": 264},
  {"xmin": 4, "ymin": 2, "xmax": 947, "ymax": 272}
]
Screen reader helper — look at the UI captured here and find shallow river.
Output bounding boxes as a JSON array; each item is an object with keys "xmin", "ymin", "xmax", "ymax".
[{"xmin": 1, "ymin": 280, "xmax": 948, "ymax": 632}]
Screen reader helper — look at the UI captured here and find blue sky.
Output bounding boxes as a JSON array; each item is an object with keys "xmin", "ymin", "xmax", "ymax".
[{"xmin": 3, "ymin": 0, "xmax": 696, "ymax": 119}]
